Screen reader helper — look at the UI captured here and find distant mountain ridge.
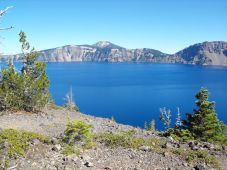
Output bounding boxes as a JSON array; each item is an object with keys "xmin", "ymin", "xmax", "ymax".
[
  {"xmin": 1, "ymin": 41, "xmax": 227, "ymax": 66},
  {"xmin": 174, "ymin": 41, "xmax": 227, "ymax": 65}
]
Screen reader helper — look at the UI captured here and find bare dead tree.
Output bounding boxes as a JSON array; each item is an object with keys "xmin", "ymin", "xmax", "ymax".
[
  {"xmin": 64, "ymin": 86, "xmax": 79, "ymax": 111},
  {"xmin": 175, "ymin": 107, "xmax": 182, "ymax": 128},
  {"xmin": 0, "ymin": 6, "xmax": 13, "ymax": 30},
  {"xmin": 159, "ymin": 107, "xmax": 171, "ymax": 130},
  {"xmin": 0, "ymin": 5, "xmax": 13, "ymax": 57}
]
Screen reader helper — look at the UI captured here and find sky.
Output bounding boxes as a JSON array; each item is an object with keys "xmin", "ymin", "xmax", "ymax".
[{"xmin": 0, "ymin": 0, "xmax": 227, "ymax": 55}]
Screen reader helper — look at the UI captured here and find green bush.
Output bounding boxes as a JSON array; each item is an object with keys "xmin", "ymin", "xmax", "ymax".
[
  {"xmin": 63, "ymin": 120, "xmax": 93, "ymax": 149},
  {"xmin": 144, "ymin": 120, "xmax": 156, "ymax": 132},
  {"xmin": 0, "ymin": 66, "xmax": 24, "ymax": 111},
  {"xmin": 171, "ymin": 148, "xmax": 220, "ymax": 169},
  {"xmin": 0, "ymin": 129, "xmax": 47, "ymax": 169},
  {"xmin": 62, "ymin": 144, "xmax": 78, "ymax": 156},
  {"xmin": 0, "ymin": 129, "xmax": 46, "ymax": 158},
  {"xmin": 95, "ymin": 130, "xmax": 164, "ymax": 149},
  {"xmin": 96, "ymin": 130, "xmax": 220, "ymax": 169},
  {"xmin": 0, "ymin": 31, "xmax": 50, "ymax": 112},
  {"xmin": 165, "ymin": 128, "xmax": 194, "ymax": 142}
]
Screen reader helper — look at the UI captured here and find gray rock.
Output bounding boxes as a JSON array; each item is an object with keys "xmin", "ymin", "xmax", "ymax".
[
  {"xmin": 167, "ymin": 136, "xmax": 174, "ymax": 143},
  {"xmin": 139, "ymin": 146, "xmax": 151, "ymax": 152},
  {"xmin": 81, "ymin": 155, "xmax": 91, "ymax": 161},
  {"xmin": 45, "ymin": 164, "xmax": 57, "ymax": 170},
  {"xmin": 163, "ymin": 152, "xmax": 169, "ymax": 157},
  {"xmin": 182, "ymin": 162, "xmax": 188, "ymax": 167},
  {"xmin": 84, "ymin": 161, "xmax": 94, "ymax": 167},
  {"xmin": 50, "ymin": 138, "xmax": 58, "ymax": 145},
  {"xmin": 194, "ymin": 164, "xmax": 206, "ymax": 170},
  {"xmin": 162, "ymin": 142, "xmax": 173, "ymax": 149},
  {"xmin": 52, "ymin": 144, "xmax": 61, "ymax": 152},
  {"xmin": 31, "ymin": 138, "xmax": 40, "ymax": 145},
  {"xmin": 203, "ymin": 142, "xmax": 215, "ymax": 150},
  {"xmin": 188, "ymin": 141, "xmax": 194, "ymax": 147},
  {"xmin": 221, "ymin": 144, "xmax": 226, "ymax": 151},
  {"xmin": 8, "ymin": 165, "xmax": 17, "ymax": 170},
  {"xmin": 191, "ymin": 145, "xmax": 199, "ymax": 151}
]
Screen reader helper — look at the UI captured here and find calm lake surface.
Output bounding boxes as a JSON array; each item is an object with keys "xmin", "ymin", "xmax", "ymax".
[{"xmin": 45, "ymin": 62, "xmax": 227, "ymax": 130}]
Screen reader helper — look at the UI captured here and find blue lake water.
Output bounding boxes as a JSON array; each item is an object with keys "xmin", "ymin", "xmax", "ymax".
[
  {"xmin": 1, "ymin": 62, "xmax": 226, "ymax": 130},
  {"xmin": 45, "ymin": 62, "xmax": 227, "ymax": 130}
]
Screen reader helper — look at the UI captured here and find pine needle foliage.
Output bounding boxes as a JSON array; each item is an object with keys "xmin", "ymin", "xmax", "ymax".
[
  {"xmin": 183, "ymin": 88, "xmax": 227, "ymax": 143},
  {"xmin": 63, "ymin": 120, "xmax": 93, "ymax": 148},
  {"xmin": 0, "ymin": 31, "xmax": 50, "ymax": 112}
]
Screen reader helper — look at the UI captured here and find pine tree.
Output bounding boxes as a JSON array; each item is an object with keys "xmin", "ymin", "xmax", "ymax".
[
  {"xmin": 0, "ymin": 63, "xmax": 24, "ymax": 110},
  {"xmin": 19, "ymin": 31, "xmax": 50, "ymax": 111},
  {"xmin": 183, "ymin": 88, "xmax": 226, "ymax": 141},
  {"xmin": 0, "ymin": 31, "xmax": 50, "ymax": 112}
]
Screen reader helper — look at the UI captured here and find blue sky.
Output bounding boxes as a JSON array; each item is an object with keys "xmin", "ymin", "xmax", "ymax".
[{"xmin": 0, "ymin": 0, "xmax": 227, "ymax": 54}]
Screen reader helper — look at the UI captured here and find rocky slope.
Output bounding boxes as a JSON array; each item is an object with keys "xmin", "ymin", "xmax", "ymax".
[
  {"xmin": 1, "ymin": 41, "xmax": 227, "ymax": 66},
  {"xmin": 0, "ymin": 108, "xmax": 226, "ymax": 170},
  {"xmin": 1, "ymin": 41, "xmax": 167, "ymax": 63},
  {"xmin": 173, "ymin": 41, "xmax": 227, "ymax": 65}
]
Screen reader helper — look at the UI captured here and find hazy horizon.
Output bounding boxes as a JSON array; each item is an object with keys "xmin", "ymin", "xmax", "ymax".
[{"xmin": 1, "ymin": 0, "xmax": 227, "ymax": 55}]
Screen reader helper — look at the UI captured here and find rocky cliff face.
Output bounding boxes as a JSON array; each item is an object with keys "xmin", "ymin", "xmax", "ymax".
[
  {"xmin": 1, "ymin": 41, "xmax": 167, "ymax": 63},
  {"xmin": 1, "ymin": 41, "xmax": 227, "ymax": 66},
  {"xmin": 174, "ymin": 41, "xmax": 227, "ymax": 65}
]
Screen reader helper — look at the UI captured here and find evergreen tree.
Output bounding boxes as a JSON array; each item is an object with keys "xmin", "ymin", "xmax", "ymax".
[
  {"xmin": 19, "ymin": 31, "xmax": 50, "ymax": 111},
  {"xmin": 0, "ymin": 64, "xmax": 24, "ymax": 110},
  {"xmin": 183, "ymin": 88, "xmax": 226, "ymax": 142},
  {"xmin": 0, "ymin": 31, "xmax": 50, "ymax": 112}
]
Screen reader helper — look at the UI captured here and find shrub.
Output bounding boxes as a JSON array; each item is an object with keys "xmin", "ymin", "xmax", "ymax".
[
  {"xmin": 171, "ymin": 148, "xmax": 220, "ymax": 169},
  {"xmin": 0, "ymin": 66, "xmax": 24, "ymax": 111},
  {"xmin": 0, "ymin": 31, "xmax": 50, "ymax": 112},
  {"xmin": 63, "ymin": 120, "xmax": 93, "ymax": 148},
  {"xmin": 111, "ymin": 116, "xmax": 116, "ymax": 122},
  {"xmin": 95, "ymin": 130, "xmax": 164, "ymax": 149},
  {"xmin": 144, "ymin": 121, "xmax": 148, "ymax": 130},
  {"xmin": 0, "ymin": 129, "xmax": 46, "ymax": 158},
  {"xmin": 164, "ymin": 128, "xmax": 194, "ymax": 142},
  {"xmin": 148, "ymin": 120, "xmax": 156, "ymax": 132},
  {"xmin": 62, "ymin": 144, "xmax": 79, "ymax": 156},
  {"xmin": 0, "ymin": 129, "xmax": 47, "ymax": 169},
  {"xmin": 144, "ymin": 120, "xmax": 156, "ymax": 132}
]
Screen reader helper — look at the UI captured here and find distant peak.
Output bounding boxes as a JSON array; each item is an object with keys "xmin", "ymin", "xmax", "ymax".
[{"xmin": 93, "ymin": 41, "xmax": 113, "ymax": 48}]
